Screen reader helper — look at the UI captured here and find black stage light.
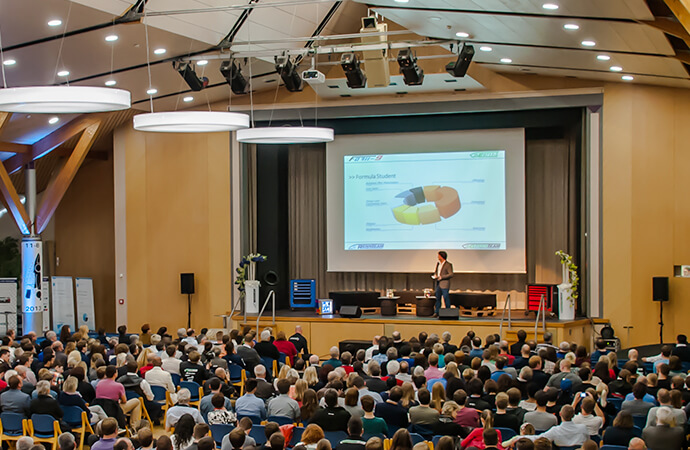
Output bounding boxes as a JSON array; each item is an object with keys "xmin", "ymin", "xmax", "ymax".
[
  {"xmin": 445, "ymin": 44, "xmax": 475, "ymax": 78},
  {"xmin": 275, "ymin": 55, "xmax": 304, "ymax": 92},
  {"xmin": 174, "ymin": 61, "xmax": 209, "ymax": 91},
  {"xmin": 341, "ymin": 53, "xmax": 366, "ymax": 89},
  {"xmin": 220, "ymin": 60, "xmax": 249, "ymax": 95},
  {"xmin": 397, "ymin": 48, "xmax": 424, "ymax": 86}
]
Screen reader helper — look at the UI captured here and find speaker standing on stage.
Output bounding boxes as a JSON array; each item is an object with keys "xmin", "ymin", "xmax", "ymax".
[{"xmin": 432, "ymin": 251, "xmax": 453, "ymax": 317}]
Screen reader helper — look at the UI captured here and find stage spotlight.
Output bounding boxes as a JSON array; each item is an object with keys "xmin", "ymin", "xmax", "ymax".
[
  {"xmin": 173, "ymin": 61, "xmax": 209, "ymax": 91},
  {"xmin": 220, "ymin": 60, "xmax": 249, "ymax": 95},
  {"xmin": 397, "ymin": 48, "xmax": 424, "ymax": 86},
  {"xmin": 341, "ymin": 53, "xmax": 366, "ymax": 89},
  {"xmin": 275, "ymin": 55, "xmax": 303, "ymax": 92},
  {"xmin": 445, "ymin": 43, "xmax": 475, "ymax": 78}
]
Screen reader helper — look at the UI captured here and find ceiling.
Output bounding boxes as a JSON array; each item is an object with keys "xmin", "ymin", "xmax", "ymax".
[{"xmin": 0, "ymin": 0, "xmax": 688, "ymax": 164}]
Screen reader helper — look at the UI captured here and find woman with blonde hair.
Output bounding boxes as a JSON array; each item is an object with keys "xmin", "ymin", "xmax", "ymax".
[
  {"xmin": 299, "ymin": 423, "xmax": 325, "ymax": 449},
  {"xmin": 294, "ymin": 379, "xmax": 308, "ymax": 404},
  {"xmin": 136, "ymin": 347, "xmax": 154, "ymax": 369},
  {"xmin": 65, "ymin": 341, "xmax": 77, "ymax": 355},
  {"xmin": 430, "ymin": 381, "xmax": 446, "ymax": 412},
  {"xmin": 444, "ymin": 362, "xmax": 460, "ymax": 378},
  {"xmin": 303, "ymin": 366, "xmax": 319, "ymax": 388},
  {"xmin": 400, "ymin": 382, "xmax": 417, "ymax": 409}
]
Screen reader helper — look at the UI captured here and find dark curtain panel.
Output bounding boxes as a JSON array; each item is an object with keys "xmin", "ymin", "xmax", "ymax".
[{"xmin": 283, "ymin": 137, "xmax": 578, "ymax": 305}]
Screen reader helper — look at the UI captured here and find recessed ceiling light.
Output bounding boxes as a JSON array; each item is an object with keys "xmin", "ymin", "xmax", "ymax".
[
  {"xmin": 542, "ymin": 3, "xmax": 559, "ymax": 10},
  {"xmin": 153, "ymin": 48, "xmax": 166, "ymax": 55},
  {"xmin": 197, "ymin": 60, "xmax": 208, "ymax": 66},
  {"xmin": 146, "ymin": 88, "xmax": 158, "ymax": 95},
  {"xmin": 57, "ymin": 70, "xmax": 70, "ymax": 77},
  {"xmin": 610, "ymin": 66, "xmax": 623, "ymax": 72},
  {"xmin": 105, "ymin": 35, "xmax": 118, "ymax": 42},
  {"xmin": 3, "ymin": 59, "xmax": 16, "ymax": 66},
  {"xmin": 429, "ymin": 17, "xmax": 442, "ymax": 21},
  {"xmin": 48, "ymin": 117, "xmax": 59, "ymax": 125},
  {"xmin": 479, "ymin": 46, "xmax": 493, "ymax": 52},
  {"xmin": 47, "ymin": 19, "xmax": 62, "ymax": 27},
  {"xmin": 105, "ymin": 80, "xmax": 117, "ymax": 86},
  {"xmin": 500, "ymin": 58, "xmax": 512, "ymax": 63},
  {"xmin": 596, "ymin": 54, "xmax": 611, "ymax": 61},
  {"xmin": 563, "ymin": 24, "xmax": 579, "ymax": 30},
  {"xmin": 622, "ymin": 75, "xmax": 634, "ymax": 81},
  {"xmin": 455, "ymin": 32, "xmax": 470, "ymax": 38},
  {"xmin": 394, "ymin": 0, "xmax": 409, "ymax": 3},
  {"xmin": 183, "ymin": 96, "xmax": 194, "ymax": 102},
  {"xmin": 581, "ymin": 40, "xmax": 596, "ymax": 47}
]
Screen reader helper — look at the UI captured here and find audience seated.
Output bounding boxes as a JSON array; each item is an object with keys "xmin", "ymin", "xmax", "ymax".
[{"xmin": 641, "ymin": 406, "xmax": 684, "ymax": 450}]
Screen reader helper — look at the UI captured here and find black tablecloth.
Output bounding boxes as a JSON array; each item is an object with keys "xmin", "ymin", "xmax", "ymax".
[
  {"xmin": 449, "ymin": 292, "xmax": 496, "ymax": 308},
  {"xmin": 329, "ymin": 291, "xmax": 381, "ymax": 310}
]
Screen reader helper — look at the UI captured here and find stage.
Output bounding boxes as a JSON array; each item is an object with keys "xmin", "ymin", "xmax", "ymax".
[{"xmin": 231, "ymin": 309, "xmax": 606, "ymax": 358}]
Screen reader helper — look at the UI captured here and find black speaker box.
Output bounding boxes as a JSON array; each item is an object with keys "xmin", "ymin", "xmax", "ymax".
[
  {"xmin": 653, "ymin": 277, "xmax": 669, "ymax": 302},
  {"xmin": 339, "ymin": 305, "xmax": 362, "ymax": 318},
  {"xmin": 439, "ymin": 308, "xmax": 459, "ymax": 320},
  {"xmin": 180, "ymin": 273, "xmax": 195, "ymax": 295}
]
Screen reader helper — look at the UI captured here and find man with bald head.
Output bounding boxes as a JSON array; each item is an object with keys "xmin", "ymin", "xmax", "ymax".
[
  {"xmin": 627, "ymin": 437, "xmax": 646, "ymax": 450},
  {"xmin": 289, "ymin": 326, "xmax": 309, "ymax": 357},
  {"xmin": 145, "ymin": 356, "xmax": 177, "ymax": 403}
]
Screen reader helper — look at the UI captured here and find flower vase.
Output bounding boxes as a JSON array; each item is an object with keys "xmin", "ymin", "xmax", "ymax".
[{"xmin": 557, "ymin": 264, "xmax": 575, "ymax": 320}]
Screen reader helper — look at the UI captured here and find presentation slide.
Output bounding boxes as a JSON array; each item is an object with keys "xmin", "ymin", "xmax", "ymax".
[
  {"xmin": 326, "ymin": 128, "xmax": 526, "ymax": 273},
  {"xmin": 343, "ymin": 151, "xmax": 506, "ymax": 250}
]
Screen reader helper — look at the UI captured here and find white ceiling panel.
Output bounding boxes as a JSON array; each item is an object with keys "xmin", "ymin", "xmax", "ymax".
[
  {"xmin": 69, "ymin": 0, "xmax": 133, "ymax": 17},
  {"xmin": 356, "ymin": 0, "xmax": 654, "ymax": 21},
  {"xmin": 374, "ymin": 8, "xmax": 674, "ymax": 56}
]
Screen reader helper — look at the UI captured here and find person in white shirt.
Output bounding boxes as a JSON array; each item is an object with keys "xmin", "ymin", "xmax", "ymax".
[
  {"xmin": 364, "ymin": 336, "xmax": 380, "ymax": 362},
  {"xmin": 504, "ymin": 405, "xmax": 589, "ymax": 448},
  {"xmin": 571, "ymin": 394, "xmax": 604, "ymax": 435},
  {"xmin": 161, "ymin": 345, "xmax": 182, "ymax": 375},
  {"xmin": 145, "ymin": 356, "xmax": 177, "ymax": 404}
]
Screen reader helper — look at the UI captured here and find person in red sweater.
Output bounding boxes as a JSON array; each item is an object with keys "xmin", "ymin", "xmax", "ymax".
[
  {"xmin": 273, "ymin": 331, "xmax": 297, "ymax": 365},
  {"xmin": 460, "ymin": 410, "xmax": 504, "ymax": 450}
]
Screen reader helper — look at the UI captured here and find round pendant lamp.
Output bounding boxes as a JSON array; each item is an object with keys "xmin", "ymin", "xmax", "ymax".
[
  {"xmin": 236, "ymin": 126, "xmax": 334, "ymax": 144},
  {"xmin": 133, "ymin": 111, "xmax": 250, "ymax": 133},
  {"xmin": 0, "ymin": 86, "xmax": 131, "ymax": 113}
]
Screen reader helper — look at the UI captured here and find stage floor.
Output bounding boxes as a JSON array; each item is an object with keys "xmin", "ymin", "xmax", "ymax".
[{"xmin": 231, "ymin": 309, "xmax": 605, "ymax": 358}]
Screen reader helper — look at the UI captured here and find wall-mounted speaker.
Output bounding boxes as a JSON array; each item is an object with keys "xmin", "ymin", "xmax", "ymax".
[
  {"xmin": 653, "ymin": 277, "xmax": 668, "ymax": 302},
  {"xmin": 339, "ymin": 305, "xmax": 362, "ymax": 318},
  {"xmin": 180, "ymin": 273, "xmax": 195, "ymax": 295}
]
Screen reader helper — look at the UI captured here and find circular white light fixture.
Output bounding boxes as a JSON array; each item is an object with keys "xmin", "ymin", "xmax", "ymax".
[
  {"xmin": 581, "ymin": 40, "xmax": 596, "ymax": 47},
  {"xmin": 237, "ymin": 127, "xmax": 334, "ymax": 144},
  {"xmin": 146, "ymin": 88, "xmax": 158, "ymax": 95},
  {"xmin": 57, "ymin": 70, "xmax": 70, "ymax": 77},
  {"xmin": 596, "ymin": 54, "xmax": 611, "ymax": 61},
  {"xmin": 542, "ymin": 3, "xmax": 559, "ymax": 10},
  {"xmin": 0, "ymin": 86, "xmax": 131, "ymax": 113},
  {"xmin": 48, "ymin": 117, "xmax": 59, "ymax": 125},
  {"xmin": 197, "ymin": 60, "xmax": 208, "ymax": 66},
  {"xmin": 183, "ymin": 96, "xmax": 194, "ymax": 102},
  {"xmin": 153, "ymin": 48, "xmax": 166, "ymax": 55},
  {"xmin": 622, "ymin": 75, "xmax": 634, "ymax": 81},
  {"xmin": 48, "ymin": 19, "xmax": 62, "ymax": 27},
  {"xmin": 3, "ymin": 59, "xmax": 16, "ymax": 66},
  {"xmin": 133, "ymin": 111, "xmax": 250, "ymax": 133},
  {"xmin": 105, "ymin": 35, "xmax": 119, "ymax": 42},
  {"xmin": 609, "ymin": 65, "xmax": 623, "ymax": 72},
  {"xmin": 500, "ymin": 58, "xmax": 512, "ymax": 63},
  {"xmin": 479, "ymin": 46, "xmax": 493, "ymax": 52},
  {"xmin": 455, "ymin": 32, "xmax": 470, "ymax": 38},
  {"xmin": 563, "ymin": 23, "xmax": 579, "ymax": 30},
  {"xmin": 105, "ymin": 79, "xmax": 117, "ymax": 86}
]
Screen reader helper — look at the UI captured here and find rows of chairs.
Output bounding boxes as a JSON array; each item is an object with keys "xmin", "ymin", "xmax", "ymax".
[{"xmin": 0, "ymin": 412, "xmax": 92, "ymax": 450}]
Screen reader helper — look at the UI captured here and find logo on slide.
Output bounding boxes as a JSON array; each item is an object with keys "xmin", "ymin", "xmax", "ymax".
[{"xmin": 392, "ymin": 185, "xmax": 461, "ymax": 225}]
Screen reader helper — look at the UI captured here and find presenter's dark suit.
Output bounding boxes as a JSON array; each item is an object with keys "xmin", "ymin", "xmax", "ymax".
[{"xmin": 434, "ymin": 261, "xmax": 453, "ymax": 314}]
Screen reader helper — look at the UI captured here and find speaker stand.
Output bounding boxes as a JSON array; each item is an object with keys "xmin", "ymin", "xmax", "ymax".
[
  {"xmin": 187, "ymin": 293, "xmax": 192, "ymax": 329},
  {"xmin": 658, "ymin": 301, "xmax": 664, "ymax": 345}
]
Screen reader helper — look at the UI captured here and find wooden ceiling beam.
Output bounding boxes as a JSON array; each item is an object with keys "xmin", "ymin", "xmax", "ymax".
[
  {"xmin": 0, "ymin": 113, "xmax": 11, "ymax": 136},
  {"xmin": 0, "ymin": 142, "xmax": 31, "ymax": 154},
  {"xmin": 35, "ymin": 121, "xmax": 100, "ymax": 234},
  {"xmin": 0, "ymin": 112, "xmax": 30, "ymax": 235},
  {"xmin": 663, "ymin": 0, "xmax": 690, "ymax": 36}
]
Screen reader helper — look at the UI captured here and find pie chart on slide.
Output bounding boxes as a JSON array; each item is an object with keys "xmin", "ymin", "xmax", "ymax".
[{"xmin": 391, "ymin": 185, "xmax": 461, "ymax": 225}]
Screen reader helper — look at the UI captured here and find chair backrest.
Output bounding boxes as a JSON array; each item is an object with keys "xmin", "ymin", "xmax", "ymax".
[
  {"xmin": 248, "ymin": 425, "xmax": 267, "ymax": 445},
  {"xmin": 632, "ymin": 415, "xmax": 646, "ymax": 429},
  {"xmin": 30, "ymin": 414, "xmax": 57, "ymax": 435},
  {"xmin": 150, "ymin": 385, "xmax": 168, "ymax": 402},
  {"xmin": 632, "ymin": 425, "xmax": 642, "ymax": 437},
  {"xmin": 61, "ymin": 406, "xmax": 85, "ymax": 427},
  {"xmin": 278, "ymin": 353, "xmax": 287, "ymax": 365},
  {"xmin": 125, "ymin": 390, "xmax": 141, "ymax": 401},
  {"xmin": 409, "ymin": 433, "xmax": 425, "ymax": 445},
  {"xmin": 607, "ymin": 398, "xmax": 623, "ymax": 411},
  {"xmin": 1, "ymin": 412, "xmax": 25, "ymax": 433},
  {"xmin": 290, "ymin": 427, "xmax": 305, "ymax": 447},
  {"xmin": 171, "ymin": 373, "xmax": 181, "ymax": 386},
  {"xmin": 209, "ymin": 424, "xmax": 234, "ymax": 446},
  {"xmin": 600, "ymin": 446, "xmax": 628, "ymax": 450},
  {"xmin": 260, "ymin": 357, "xmax": 275, "ymax": 375},
  {"xmin": 180, "ymin": 381, "xmax": 201, "ymax": 400},
  {"xmin": 228, "ymin": 364, "xmax": 244, "ymax": 382},
  {"xmin": 236, "ymin": 415, "xmax": 263, "ymax": 426},
  {"xmin": 408, "ymin": 424, "xmax": 434, "ymax": 439},
  {"xmin": 267, "ymin": 415, "xmax": 293, "ymax": 426},
  {"xmin": 589, "ymin": 434, "xmax": 601, "ymax": 445},
  {"xmin": 426, "ymin": 378, "xmax": 447, "ymax": 391},
  {"xmin": 431, "ymin": 436, "xmax": 442, "ymax": 447},
  {"xmin": 323, "ymin": 431, "xmax": 348, "ymax": 448},
  {"xmin": 495, "ymin": 427, "xmax": 517, "ymax": 441}
]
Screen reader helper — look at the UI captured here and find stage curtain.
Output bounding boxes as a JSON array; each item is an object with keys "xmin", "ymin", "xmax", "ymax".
[{"xmin": 286, "ymin": 137, "xmax": 578, "ymax": 301}]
